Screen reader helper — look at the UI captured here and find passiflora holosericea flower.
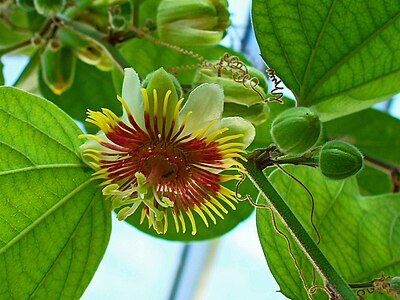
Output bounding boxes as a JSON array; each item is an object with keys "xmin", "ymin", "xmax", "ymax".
[{"xmin": 80, "ymin": 68, "xmax": 255, "ymax": 235}]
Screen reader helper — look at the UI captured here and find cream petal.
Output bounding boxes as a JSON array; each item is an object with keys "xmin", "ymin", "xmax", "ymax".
[
  {"xmin": 219, "ymin": 117, "xmax": 255, "ymax": 148},
  {"xmin": 179, "ymin": 83, "xmax": 224, "ymax": 135},
  {"xmin": 121, "ymin": 68, "xmax": 145, "ymax": 129}
]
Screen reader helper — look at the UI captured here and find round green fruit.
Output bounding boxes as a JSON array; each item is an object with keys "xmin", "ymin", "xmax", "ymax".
[
  {"xmin": 271, "ymin": 107, "xmax": 322, "ymax": 155},
  {"xmin": 319, "ymin": 140, "xmax": 364, "ymax": 180}
]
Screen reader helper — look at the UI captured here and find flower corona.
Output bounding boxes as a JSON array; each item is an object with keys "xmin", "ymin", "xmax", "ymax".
[{"xmin": 80, "ymin": 68, "xmax": 255, "ymax": 235}]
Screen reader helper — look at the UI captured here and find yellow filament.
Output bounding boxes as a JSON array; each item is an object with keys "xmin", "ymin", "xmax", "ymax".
[
  {"xmin": 172, "ymin": 209, "xmax": 180, "ymax": 233},
  {"xmin": 117, "ymin": 95, "xmax": 132, "ymax": 116},
  {"xmin": 102, "ymin": 108, "xmax": 120, "ymax": 123},
  {"xmin": 203, "ymin": 200, "xmax": 224, "ymax": 219},
  {"xmin": 153, "ymin": 89, "xmax": 158, "ymax": 119},
  {"xmin": 198, "ymin": 203, "xmax": 216, "ymax": 224},
  {"xmin": 173, "ymin": 98, "xmax": 185, "ymax": 123},
  {"xmin": 79, "ymin": 134, "xmax": 105, "ymax": 144},
  {"xmin": 205, "ymin": 127, "xmax": 229, "ymax": 143},
  {"xmin": 222, "ymin": 153, "xmax": 247, "ymax": 161},
  {"xmin": 208, "ymin": 195, "xmax": 228, "ymax": 214},
  {"xmin": 163, "ymin": 90, "xmax": 172, "ymax": 117},
  {"xmin": 219, "ymin": 174, "xmax": 242, "ymax": 182},
  {"xmin": 192, "ymin": 204, "xmax": 209, "ymax": 227},
  {"xmin": 192, "ymin": 119, "xmax": 217, "ymax": 138},
  {"xmin": 215, "ymin": 134, "xmax": 244, "ymax": 144},
  {"xmin": 141, "ymin": 88, "xmax": 150, "ymax": 113},
  {"xmin": 216, "ymin": 192, "xmax": 236, "ymax": 210},
  {"xmin": 217, "ymin": 142, "xmax": 246, "ymax": 150},
  {"xmin": 220, "ymin": 148, "xmax": 247, "ymax": 155},
  {"xmin": 178, "ymin": 211, "xmax": 186, "ymax": 234},
  {"xmin": 220, "ymin": 185, "xmax": 239, "ymax": 203},
  {"xmin": 185, "ymin": 208, "xmax": 197, "ymax": 235}
]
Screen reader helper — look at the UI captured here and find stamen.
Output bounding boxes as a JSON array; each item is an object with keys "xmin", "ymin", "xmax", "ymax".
[
  {"xmin": 215, "ymin": 133, "xmax": 244, "ymax": 144},
  {"xmin": 206, "ymin": 127, "xmax": 229, "ymax": 144},
  {"xmin": 192, "ymin": 204, "xmax": 209, "ymax": 227},
  {"xmin": 185, "ymin": 208, "xmax": 197, "ymax": 235}
]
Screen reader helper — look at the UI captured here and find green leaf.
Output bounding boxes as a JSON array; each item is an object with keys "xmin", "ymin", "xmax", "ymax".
[
  {"xmin": 39, "ymin": 60, "xmax": 121, "ymax": 133},
  {"xmin": 324, "ymin": 108, "xmax": 400, "ymax": 165},
  {"xmin": 0, "ymin": 87, "xmax": 111, "ymax": 298},
  {"xmin": 252, "ymin": 0, "xmax": 400, "ymax": 121},
  {"xmin": 124, "ymin": 176, "xmax": 255, "ymax": 241},
  {"xmin": 0, "ymin": 7, "xmax": 31, "ymax": 46},
  {"xmin": 257, "ymin": 166, "xmax": 400, "ymax": 299}
]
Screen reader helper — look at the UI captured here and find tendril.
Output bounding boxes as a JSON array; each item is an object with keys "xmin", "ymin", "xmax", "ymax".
[{"xmin": 267, "ymin": 69, "xmax": 284, "ymax": 103}]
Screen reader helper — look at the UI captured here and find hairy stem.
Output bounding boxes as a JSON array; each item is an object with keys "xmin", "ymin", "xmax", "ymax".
[{"xmin": 243, "ymin": 158, "xmax": 357, "ymax": 300}]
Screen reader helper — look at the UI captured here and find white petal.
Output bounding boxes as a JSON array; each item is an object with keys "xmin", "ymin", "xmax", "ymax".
[
  {"xmin": 121, "ymin": 68, "xmax": 145, "ymax": 129},
  {"xmin": 179, "ymin": 83, "xmax": 224, "ymax": 135},
  {"xmin": 219, "ymin": 117, "xmax": 255, "ymax": 148}
]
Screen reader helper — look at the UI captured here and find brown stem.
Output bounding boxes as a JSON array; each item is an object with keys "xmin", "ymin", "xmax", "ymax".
[{"xmin": 364, "ymin": 155, "xmax": 400, "ymax": 192}]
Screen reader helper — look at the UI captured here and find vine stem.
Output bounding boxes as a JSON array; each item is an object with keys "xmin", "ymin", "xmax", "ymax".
[{"xmin": 242, "ymin": 158, "xmax": 357, "ymax": 300}]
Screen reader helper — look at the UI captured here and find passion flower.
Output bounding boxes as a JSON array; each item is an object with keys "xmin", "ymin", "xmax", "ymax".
[
  {"xmin": 80, "ymin": 68, "xmax": 255, "ymax": 235},
  {"xmin": 271, "ymin": 107, "xmax": 322, "ymax": 155},
  {"xmin": 319, "ymin": 140, "xmax": 364, "ymax": 180}
]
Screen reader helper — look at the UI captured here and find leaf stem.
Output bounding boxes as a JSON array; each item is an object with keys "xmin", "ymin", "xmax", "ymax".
[
  {"xmin": 56, "ymin": 15, "xmax": 131, "ymax": 72},
  {"xmin": 243, "ymin": 157, "xmax": 357, "ymax": 300}
]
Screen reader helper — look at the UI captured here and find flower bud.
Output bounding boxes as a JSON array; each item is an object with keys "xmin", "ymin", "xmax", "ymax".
[
  {"xmin": 41, "ymin": 45, "xmax": 76, "ymax": 95},
  {"xmin": 193, "ymin": 65, "xmax": 267, "ymax": 107},
  {"xmin": 34, "ymin": 0, "xmax": 65, "ymax": 16},
  {"xmin": 157, "ymin": 0, "xmax": 230, "ymax": 47},
  {"xmin": 319, "ymin": 140, "xmax": 364, "ymax": 180},
  {"xmin": 271, "ymin": 107, "xmax": 322, "ymax": 155}
]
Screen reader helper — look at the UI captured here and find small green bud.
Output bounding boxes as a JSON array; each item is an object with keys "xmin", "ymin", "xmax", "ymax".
[
  {"xmin": 142, "ymin": 69, "xmax": 183, "ymax": 100},
  {"xmin": 157, "ymin": 0, "xmax": 230, "ymax": 47},
  {"xmin": 319, "ymin": 140, "xmax": 364, "ymax": 180},
  {"xmin": 41, "ymin": 45, "xmax": 76, "ymax": 95},
  {"xmin": 271, "ymin": 107, "xmax": 322, "ymax": 155},
  {"xmin": 193, "ymin": 66, "xmax": 267, "ymax": 107},
  {"xmin": 34, "ymin": 0, "xmax": 65, "ymax": 16}
]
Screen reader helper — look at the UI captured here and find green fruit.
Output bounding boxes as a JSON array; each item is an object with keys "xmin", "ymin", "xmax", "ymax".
[
  {"xmin": 41, "ymin": 46, "xmax": 76, "ymax": 95},
  {"xmin": 34, "ymin": 0, "xmax": 65, "ymax": 16},
  {"xmin": 319, "ymin": 140, "xmax": 364, "ymax": 180},
  {"xmin": 271, "ymin": 107, "xmax": 322, "ymax": 155}
]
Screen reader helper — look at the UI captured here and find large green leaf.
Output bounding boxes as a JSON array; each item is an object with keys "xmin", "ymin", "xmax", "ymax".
[
  {"xmin": 0, "ymin": 87, "xmax": 111, "ymax": 298},
  {"xmin": 257, "ymin": 166, "xmax": 400, "ymax": 299},
  {"xmin": 252, "ymin": 0, "xmax": 400, "ymax": 121},
  {"xmin": 39, "ymin": 60, "xmax": 120, "ymax": 133}
]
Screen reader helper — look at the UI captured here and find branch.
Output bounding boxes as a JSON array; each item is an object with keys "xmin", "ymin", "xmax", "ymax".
[{"xmin": 243, "ymin": 156, "xmax": 357, "ymax": 300}]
